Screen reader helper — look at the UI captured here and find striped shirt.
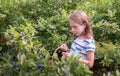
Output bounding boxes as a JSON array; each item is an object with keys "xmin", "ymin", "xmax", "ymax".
[{"xmin": 69, "ymin": 37, "xmax": 96, "ymax": 60}]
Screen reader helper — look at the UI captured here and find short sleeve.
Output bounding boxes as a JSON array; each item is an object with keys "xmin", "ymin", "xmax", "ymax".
[{"xmin": 85, "ymin": 38, "xmax": 96, "ymax": 51}]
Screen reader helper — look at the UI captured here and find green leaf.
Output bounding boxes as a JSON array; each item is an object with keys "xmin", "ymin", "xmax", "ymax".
[
  {"xmin": 0, "ymin": 47, "xmax": 2, "ymax": 51},
  {"xmin": 45, "ymin": 53, "xmax": 51, "ymax": 61},
  {"xmin": 66, "ymin": 53, "xmax": 74, "ymax": 63},
  {"xmin": 52, "ymin": 53, "xmax": 58, "ymax": 59}
]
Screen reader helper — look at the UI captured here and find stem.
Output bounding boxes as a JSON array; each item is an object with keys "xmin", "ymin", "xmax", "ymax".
[{"xmin": 51, "ymin": 46, "xmax": 60, "ymax": 62}]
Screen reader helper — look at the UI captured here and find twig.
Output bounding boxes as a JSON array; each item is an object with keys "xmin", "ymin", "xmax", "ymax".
[{"xmin": 51, "ymin": 46, "xmax": 60, "ymax": 62}]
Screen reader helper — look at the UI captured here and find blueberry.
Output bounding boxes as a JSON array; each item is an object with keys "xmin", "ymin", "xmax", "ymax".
[
  {"xmin": 37, "ymin": 48, "xmax": 41, "ymax": 51},
  {"xmin": 21, "ymin": 32, "xmax": 25, "ymax": 37},
  {"xmin": 12, "ymin": 61, "xmax": 18, "ymax": 68},
  {"xmin": 37, "ymin": 63, "xmax": 44, "ymax": 69},
  {"xmin": 11, "ymin": 35, "xmax": 14, "ymax": 39},
  {"xmin": 13, "ymin": 48, "xmax": 17, "ymax": 51}
]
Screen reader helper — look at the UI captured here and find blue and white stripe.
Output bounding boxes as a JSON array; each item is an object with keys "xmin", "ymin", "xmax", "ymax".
[{"xmin": 69, "ymin": 37, "xmax": 96, "ymax": 59}]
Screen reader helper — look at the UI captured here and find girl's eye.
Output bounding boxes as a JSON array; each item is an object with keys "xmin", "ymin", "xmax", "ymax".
[
  {"xmin": 70, "ymin": 24, "xmax": 78, "ymax": 28},
  {"xmin": 72, "ymin": 26, "xmax": 77, "ymax": 28}
]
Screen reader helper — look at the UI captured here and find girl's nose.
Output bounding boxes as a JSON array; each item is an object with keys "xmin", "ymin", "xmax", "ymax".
[
  {"xmin": 71, "ymin": 28, "xmax": 74, "ymax": 32},
  {"xmin": 71, "ymin": 28, "xmax": 75, "ymax": 33}
]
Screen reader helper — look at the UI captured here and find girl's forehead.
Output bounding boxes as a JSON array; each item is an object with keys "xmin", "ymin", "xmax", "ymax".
[{"xmin": 69, "ymin": 19, "xmax": 82, "ymax": 26}]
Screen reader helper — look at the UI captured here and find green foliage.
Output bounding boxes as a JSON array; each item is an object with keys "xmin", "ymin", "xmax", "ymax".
[
  {"xmin": 95, "ymin": 42, "xmax": 116, "ymax": 59},
  {"xmin": 0, "ymin": 13, "xmax": 91, "ymax": 76},
  {"xmin": 103, "ymin": 69, "xmax": 120, "ymax": 76},
  {"xmin": 1, "ymin": 46, "xmax": 92, "ymax": 76},
  {"xmin": 0, "ymin": 0, "xmax": 120, "ymax": 75},
  {"xmin": 93, "ymin": 14, "xmax": 120, "ymax": 44},
  {"xmin": 100, "ymin": 47, "xmax": 120, "ymax": 69},
  {"xmin": 64, "ymin": 54, "xmax": 93, "ymax": 76},
  {"xmin": 95, "ymin": 42, "xmax": 120, "ymax": 70}
]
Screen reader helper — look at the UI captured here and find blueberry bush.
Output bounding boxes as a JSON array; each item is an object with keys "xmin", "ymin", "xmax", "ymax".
[{"xmin": 0, "ymin": 0, "xmax": 120, "ymax": 76}]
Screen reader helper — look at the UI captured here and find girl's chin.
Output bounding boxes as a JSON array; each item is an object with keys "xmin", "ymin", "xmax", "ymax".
[
  {"xmin": 76, "ymin": 34, "xmax": 82, "ymax": 37},
  {"xmin": 74, "ymin": 33, "xmax": 81, "ymax": 37}
]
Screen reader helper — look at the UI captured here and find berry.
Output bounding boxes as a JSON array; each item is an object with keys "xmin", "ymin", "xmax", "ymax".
[
  {"xmin": 21, "ymin": 32, "xmax": 25, "ymax": 37},
  {"xmin": 12, "ymin": 61, "xmax": 18, "ymax": 68},
  {"xmin": 11, "ymin": 35, "xmax": 14, "ymax": 39},
  {"xmin": 13, "ymin": 48, "xmax": 17, "ymax": 51},
  {"xmin": 37, "ymin": 63, "xmax": 44, "ymax": 69}
]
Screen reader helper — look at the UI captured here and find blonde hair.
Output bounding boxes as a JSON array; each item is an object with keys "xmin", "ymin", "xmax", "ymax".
[{"xmin": 69, "ymin": 10, "xmax": 93, "ymax": 40}]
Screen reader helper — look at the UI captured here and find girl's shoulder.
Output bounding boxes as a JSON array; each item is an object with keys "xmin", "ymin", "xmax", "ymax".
[
  {"xmin": 85, "ymin": 37, "xmax": 95, "ymax": 46},
  {"xmin": 73, "ymin": 37, "xmax": 95, "ymax": 46},
  {"xmin": 74, "ymin": 37, "xmax": 94, "ymax": 43},
  {"xmin": 73, "ymin": 37, "xmax": 96, "ymax": 49},
  {"xmin": 85, "ymin": 37, "xmax": 94, "ymax": 42},
  {"xmin": 85, "ymin": 37, "xmax": 96, "ymax": 51}
]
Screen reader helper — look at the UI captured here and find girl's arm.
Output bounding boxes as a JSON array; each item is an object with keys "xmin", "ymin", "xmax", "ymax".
[{"xmin": 78, "ymin": 51, "xmax": 94, "ymax": 68}]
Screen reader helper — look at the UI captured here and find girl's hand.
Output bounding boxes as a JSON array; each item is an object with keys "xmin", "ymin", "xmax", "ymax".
[
  {"xmin": 78, "ymin": 58, "xmax": 84, "ymax": 62},
  {"xmin": 59, "ymin": 44, "xmax": 69, "ymax": 52},
  {"xmin": 62, "ymin": 52, "xmax": 71, "ymax": 58},
  {"xmin": 78, "ymin": 57, "xmax": 90, "ymax": 67}
]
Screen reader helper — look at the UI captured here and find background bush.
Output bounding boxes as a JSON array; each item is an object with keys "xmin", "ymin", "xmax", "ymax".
[{"xmin": 0, "ymin": 0, "xmax": 120, "ymax": 76}]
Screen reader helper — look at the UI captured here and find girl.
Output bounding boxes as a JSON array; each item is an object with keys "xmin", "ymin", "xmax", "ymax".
[{"xmin": 59, "ymin": 10, "xmax": 96, "ymax": 68}]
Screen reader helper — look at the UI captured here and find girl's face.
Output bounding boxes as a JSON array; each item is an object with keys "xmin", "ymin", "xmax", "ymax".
[{"xmin": 69, "ymin": 19, "xmax": 86, "ymax": 37}]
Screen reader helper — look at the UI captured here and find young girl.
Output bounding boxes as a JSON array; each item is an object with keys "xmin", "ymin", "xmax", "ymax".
[{"xmin": 59, "ymin": 10, "xmax": 96, "ymax": 68}]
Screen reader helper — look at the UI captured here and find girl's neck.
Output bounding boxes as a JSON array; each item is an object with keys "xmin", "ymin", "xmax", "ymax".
[{"xmin": 78, "ymin": 35, "xmax": 87, "ymax": 40}]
